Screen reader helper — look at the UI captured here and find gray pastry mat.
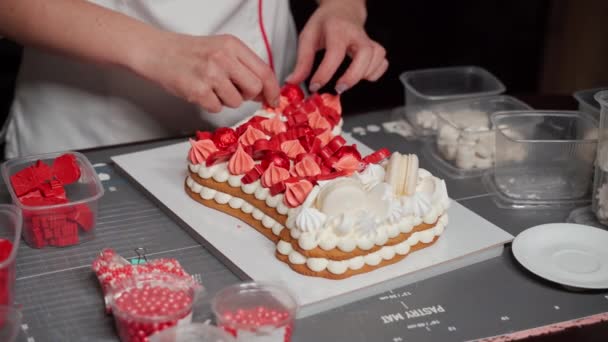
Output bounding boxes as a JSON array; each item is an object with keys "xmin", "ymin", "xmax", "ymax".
[{"xmin": 10, "ymin": 108, "xmax": 608, "ymax": 342}]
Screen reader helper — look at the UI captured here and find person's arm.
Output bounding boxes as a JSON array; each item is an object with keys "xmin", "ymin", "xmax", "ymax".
[
  {"xmin": 287, "ymin": 0, "xmax": 388, "ymax": 94},
  {"xmin": 0, "ymin": 0, "xmax": 280, "ymax": 112}
]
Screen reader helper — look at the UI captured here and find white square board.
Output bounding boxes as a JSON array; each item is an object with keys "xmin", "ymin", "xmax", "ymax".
[{"xmin": 112, "ymin": 135, "xmax": 513, "ymax": 318}]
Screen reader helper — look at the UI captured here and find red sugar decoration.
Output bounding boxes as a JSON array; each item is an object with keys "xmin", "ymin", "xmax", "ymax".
[
  {"xmin": 280, "ymin": 83, "xmax": 305, "ymax": 104},
  {"xmin": 8, "ymin": 154, "xmax": 95, "ymax": 248},
  {"xmin": 241, "ymin": 164, "xmax": 266, "ymax": 184},
  {"xmin": 205, "ymin": 149, "xmax": 235, "ymax": 167},
  {"xmin": 212, "ymin": 127, "xmax": 238, "ymax": 150},
  {"xmin": 195, "ymin": 130, "xmax": 213, "ymax": 141},
  {"xmin": 363, "ymin": 148, "xmax": 391, "ymax": 165},
  {"xmin": 52, "ymin": 154, "xmax": 81, "ymax": 184}
]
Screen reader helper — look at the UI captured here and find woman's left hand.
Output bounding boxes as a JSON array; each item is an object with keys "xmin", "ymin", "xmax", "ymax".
[{"xmin": 286, "ymin": 0, "xmax": 388, "ymax": 94}]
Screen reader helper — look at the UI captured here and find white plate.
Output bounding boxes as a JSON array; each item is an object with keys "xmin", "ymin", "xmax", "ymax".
[{"xmin": 512, "ymin": 223, "xmax": 608, "ymax": 289}]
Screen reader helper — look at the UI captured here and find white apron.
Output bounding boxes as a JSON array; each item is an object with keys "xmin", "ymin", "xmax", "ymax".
[{"xmin": 5, "ymin": 0, "xmax": 297, "ymax": 158}]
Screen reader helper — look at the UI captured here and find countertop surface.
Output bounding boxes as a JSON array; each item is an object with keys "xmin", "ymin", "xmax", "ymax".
[{"xmin": 10, "ymin": 106, "xmax": 608, "ymax": 342}]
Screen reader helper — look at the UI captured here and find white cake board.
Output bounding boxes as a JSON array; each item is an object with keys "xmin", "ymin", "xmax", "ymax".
[{"xmin": 112, "ymin": 134, "xmax": 513, "ymax": 318}]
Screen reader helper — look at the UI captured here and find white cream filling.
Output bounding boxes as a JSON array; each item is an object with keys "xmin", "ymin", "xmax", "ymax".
[
  {"xmin": 186, "ymin": 177, "xmax": 284, "ymax": 236},
  {"xmin": 188, "ymin": 163, "xmax": 448, "ymax": 253},
  {"xmin": 276, "ymin": 218, "xmax": 446, "ymax": 275}
]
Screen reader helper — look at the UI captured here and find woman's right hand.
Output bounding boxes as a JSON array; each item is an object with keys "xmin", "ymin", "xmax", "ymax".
[{"xmin": 133, "ymin": 33, "xmax": 280, "ymax": 113}]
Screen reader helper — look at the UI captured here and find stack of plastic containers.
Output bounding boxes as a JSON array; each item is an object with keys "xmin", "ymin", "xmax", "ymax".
[
  {"xmin": 400, "ymin": 66, "xmax": 505, "ymax": 137},
  {"xmin": 592, "ymin": 91, "xmax": 608, "ymax": 224},
  {"xmin": 573, "ymin": 87, "xmax": 607, "ymax": 120},
  {"xmin": 425, "ymin": 95, "xmax": 532, "ymax": 178},
  {"xmin": 485, "ymin": 110, "xmax": 598, "ymax": 208}
]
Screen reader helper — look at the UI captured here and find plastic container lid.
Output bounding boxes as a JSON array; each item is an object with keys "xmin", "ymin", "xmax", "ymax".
[
  {"xmin": 149, "ymin": 324, "xmax": 235, "ymax": 342},
  {"xmin": 400, "ymin": 66, "xmax": 506, "ymax": 101}
]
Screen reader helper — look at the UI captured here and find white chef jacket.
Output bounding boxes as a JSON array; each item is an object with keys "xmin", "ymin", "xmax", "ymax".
[{"xmin": 5, "ymin": 0, "xmax": 297, "ymax": 158}]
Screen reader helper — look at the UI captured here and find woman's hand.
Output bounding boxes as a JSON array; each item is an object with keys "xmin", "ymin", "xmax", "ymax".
[
  {"xmin": 286, "ymin": 0, "xmax": 388, "ymax": 94},
  {"xmin": 134, "ymin": 33, "xmax": 280, "ymax": 113}
]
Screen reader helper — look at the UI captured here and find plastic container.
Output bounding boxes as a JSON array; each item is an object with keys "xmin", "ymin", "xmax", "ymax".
[
  {"xmin": 0, "ymin": 306, "xmax": 22, "ymax": 342},
  {"xmin": 592, "ymin": 91, "xmax": 608, "ymax": 224},
  {"xmin": 0, "ymin": 205, "xmax": 21, "ymax": 307},
  {"xmin": 149, "ymin": 323, "xmax": 236, "ymax": 342},
  {"xmin": 211, "ymin": 282, "xmax": 298, "ymax": 342},
  {"xmin": 1, "ymin": 151, "xmax": 104, "ymax": 248},
  {"xmin": 486, "ymin": 110, "xmax": 598, "ymax": 208},
  {"xmin": 110, "ymin": 273, "xmax": 203, "ymax": 342},
  {"xmin": 400, "ymin": 66, "xmax": 506, "ymax": 136},
  {"xmin": 573, "ymin": 87, "xmax": 607, "ymax": 120},
  {"xmin": 426, "ymin": 95, "xmax": 531, "ymax": 178}
]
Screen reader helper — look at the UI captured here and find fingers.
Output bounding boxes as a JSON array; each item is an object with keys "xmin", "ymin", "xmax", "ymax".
[
  {"xmin": 228, "ymin": 61, "xmax": 263, "ymax": 101},
  {"xmin": 309, "ymin": 41, "xmax": 347, "ymax": 92},
  {"xmin": 196, "ymin": 85, "xmax": 223, "ymax": 113},
  {"xmin": 363, "ymin": 42, "xmax": 387, "ymax": 80},
  {"xmin": 234, "ymin": 44, "xmax": 280, "ymax": 106},
  {"xmin": 285, "ymin": 27, "xmax": 319, "ymax": 85},
  {"xmin": 335, "ymin": 42, "xmax": 373, "ymax": 93},
  {"xmin": 368, "ymin": 59, "xmax": 389, "ymax": 81},
  {"xmin": 214, "ymin": 78, "xmax": 244, "ymax": 109}
]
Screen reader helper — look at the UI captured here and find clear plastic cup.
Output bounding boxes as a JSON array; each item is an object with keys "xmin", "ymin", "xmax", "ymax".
[
  {"xmin": 400, "ymin": 66, "xmax": 505, "ymax": 136},
  {"xmin": 211, "ymin": 282, "xmax": 298, "ymax": 342},
  {"xmin": 0, "ymin": 205, "xmax": 21, "ymax": 307},
  {"xmin": 0, "ymin": 306, "xmax": 22, "ymax": 342},
  {"xmin": 488, "ymin": 110, "xmax": 598, "ymax": 208},
  {"xmin": 1, "ymin": 151, "xmax": 104, "ymax": 248},
  {"xmin": 110, "ymin": 273, "xmax": 203, "ymax": 342},
  {"xmin": 149, "ymin": 323, "xmax": 236, "ymax": 342}
]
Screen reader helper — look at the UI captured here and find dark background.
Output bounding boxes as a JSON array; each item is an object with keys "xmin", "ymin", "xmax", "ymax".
[
  {"xmin": 290, "ymin": 1, "xmax": 552, "ymax": 113},
  {"xmin": 0, "ymin": 1, "xmax": 606, "ymax": 127}
]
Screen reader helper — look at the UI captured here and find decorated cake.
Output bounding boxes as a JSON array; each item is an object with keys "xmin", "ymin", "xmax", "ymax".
[{"xmin": 185, "ymin": 85, "xmax": 450, "ymax": 279}]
